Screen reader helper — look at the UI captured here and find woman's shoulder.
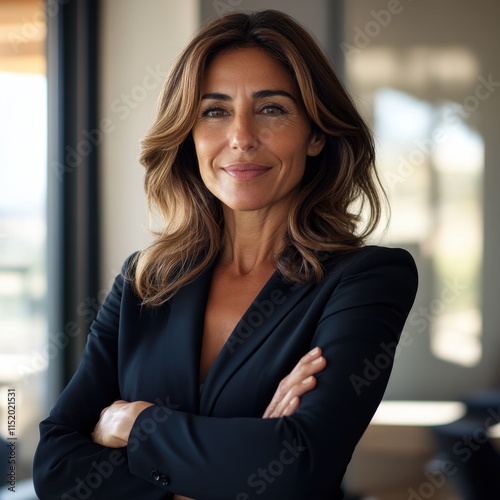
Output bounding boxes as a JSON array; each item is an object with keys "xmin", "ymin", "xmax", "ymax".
[
  {"xmin": 102, "ymin": 252, "xmax": 141, "ymax": 299},
  {"xmin": 349, "ymin": 244, "xmax": 416, "ymax": 264},
  {"xmin": 322, "ymin": 245, "xmax": 418, "ymax": 281},
  {"xmin": 116, "ymin": 251, "xmax": 141, "ymax": 280},
  {"xmin": 319, "ymin": 245, "xmax": 418, "ymax": 309}
]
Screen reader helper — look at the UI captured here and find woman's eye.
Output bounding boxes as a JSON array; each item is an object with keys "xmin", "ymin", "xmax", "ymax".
[
  {"xmin": 260, "ymin": 105, "xmax": 287, "ymax": 116},
  {"xmin": 201, "ymin": 107, "xmax": 227, "ymax": 118}
]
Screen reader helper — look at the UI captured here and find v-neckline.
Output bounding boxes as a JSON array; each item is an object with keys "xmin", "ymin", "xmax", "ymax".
[
  {"xmin": 165, "ymin": 256, "xmax": 313, "ymax": 415},
  {"xmin": 198, "ymin": 265, "xmax": 281, "ymax": 388}
]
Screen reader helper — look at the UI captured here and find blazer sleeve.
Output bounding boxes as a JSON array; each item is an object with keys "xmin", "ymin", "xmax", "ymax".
[
  {"xmin": 33, "ymin": 247, "xmax": 417, "ymax": 500},
  {"xmin": 125, "ymin": 247, "xmax": 418, "ymax": 499},
  {"xmin": 33, "ymin": 257, "xmax": 169, "ymax": 500}
]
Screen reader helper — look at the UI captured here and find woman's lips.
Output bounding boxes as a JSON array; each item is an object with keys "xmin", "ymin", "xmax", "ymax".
[{"xmin": 222, "ymin": 163, "xmax": 272, "ymax": 180}]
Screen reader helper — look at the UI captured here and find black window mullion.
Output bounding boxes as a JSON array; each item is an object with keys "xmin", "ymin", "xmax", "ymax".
[{"xmin": 46, "ymin": 0, "xmax": 100, "ymax": 397}]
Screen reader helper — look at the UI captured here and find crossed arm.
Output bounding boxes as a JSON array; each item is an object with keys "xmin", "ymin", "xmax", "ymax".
[
  {"xmin": 91, "ymin": 347, "xmax": 327, "ymax": 448},
  {"xmin": 34, "ymin": 247, "xmax": 417, "ymax": 499}
]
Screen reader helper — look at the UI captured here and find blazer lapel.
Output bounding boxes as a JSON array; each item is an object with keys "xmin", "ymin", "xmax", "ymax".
[
  {"xmin": 160, "ymin": 264, "xmax": 215, "ymax": 412},
  {"xmin": 200, "ymin": 274, "xmax": 316, "ymax": 415}
]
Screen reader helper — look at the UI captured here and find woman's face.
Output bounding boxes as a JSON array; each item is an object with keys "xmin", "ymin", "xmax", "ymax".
[{"xmin": 192, "ymin": 47, "xmax": 324, "ymax": 214}]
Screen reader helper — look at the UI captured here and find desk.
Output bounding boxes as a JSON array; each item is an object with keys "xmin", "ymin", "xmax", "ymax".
[
  {"xmin": 345, "ymin": 401, "xmax": 475, "ymax": 496},
  {"xmin": 356, "ymin": 400, "xmax": 467, "ymax": 455}
]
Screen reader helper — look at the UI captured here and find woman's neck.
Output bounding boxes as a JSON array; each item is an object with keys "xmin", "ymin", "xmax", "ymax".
[{"xmin": 220, "ymin": 206, "xmax": 288, "ymax": 276}]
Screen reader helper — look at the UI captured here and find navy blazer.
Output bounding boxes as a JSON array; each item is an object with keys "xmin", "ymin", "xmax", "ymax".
[{"xmin": 34, "ymin": 246, "xmax": 417, "ymax": 500}]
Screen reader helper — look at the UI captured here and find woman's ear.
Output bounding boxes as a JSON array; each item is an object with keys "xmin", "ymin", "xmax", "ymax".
[{"xmin": 307, "ymin": 132, "xmax": 326, "ymax": 157}]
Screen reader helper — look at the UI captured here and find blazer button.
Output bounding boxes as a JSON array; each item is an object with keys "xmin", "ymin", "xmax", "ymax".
[
  {"xmin": 159, "ymin": 474, "xmax": 170, "ymax": 486},
  {"xmin": 151, "ymin": 469, "xmax": 160, "ymax": 481}
]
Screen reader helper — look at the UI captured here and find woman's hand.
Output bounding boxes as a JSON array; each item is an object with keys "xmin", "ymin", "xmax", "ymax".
[
  {"xmin": 91, "ymin": 350, "xmax": 326, "ymax": 446},
  {"xmin": 263, "ymin": 347, "xmax": 326, "ymax": 418},
  {"xmin": 91, "ymin": 400, "xmax": 153, "ymax": 448}
]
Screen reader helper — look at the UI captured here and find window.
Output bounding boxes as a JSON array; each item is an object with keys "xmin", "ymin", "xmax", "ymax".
[
  {"xmin": 373, "ymin": 87, "xmax": 483, "ymax": 367},
  {"xmin": 344, "ymin": 1, "xmax": 487, "ymax": 400},
  {"xmin": 0, "ymin": 0, "xmax": 47, "ymax": 481}
]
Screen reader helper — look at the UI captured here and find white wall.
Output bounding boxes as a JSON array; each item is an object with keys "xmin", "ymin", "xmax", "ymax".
[
  {"xmin": 200, "ymin": 0, "xmax": 333, "ymax": 52},
  {"xmin": 99, "ymin": 0, "xmax": 199, "ymax": 288}
]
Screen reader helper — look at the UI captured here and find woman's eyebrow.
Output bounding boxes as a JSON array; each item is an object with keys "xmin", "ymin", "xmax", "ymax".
[
  {"xmin": 253, "ymin": 89, "xmax": 296, "ymax": 101},
  {"xmin": 200, "ymin": 89, "xmax": 296, "ymax": 101},
  {"xmin": 201, "ymin": 92, "xmax": 231, "ymax": 101}
]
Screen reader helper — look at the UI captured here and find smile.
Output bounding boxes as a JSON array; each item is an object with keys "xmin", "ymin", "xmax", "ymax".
[{"xmin": 222, "ymin": 163, "xmax": 272, "ymax": 180}]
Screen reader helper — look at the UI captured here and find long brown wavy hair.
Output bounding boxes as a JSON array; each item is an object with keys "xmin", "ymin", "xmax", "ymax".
[{"xmin": 133, "ymin": 9, "xmax": 385, "ymax": 306}]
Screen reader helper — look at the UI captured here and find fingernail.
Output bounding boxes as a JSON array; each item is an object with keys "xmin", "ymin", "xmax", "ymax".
[
  {"xmin": 310, "ymin": 347, "xmax": 320, "ymax": 356},
  {"xmin": 289, "ymin": 396, "xmax": 299, "ymax": 405},
  {"xmin": 312, "ymin": 356, "xmax": 324, "ymax": 364},
  {"xmin": 302, "ymin": 376, "xmax": 314, "ymax": 384}
]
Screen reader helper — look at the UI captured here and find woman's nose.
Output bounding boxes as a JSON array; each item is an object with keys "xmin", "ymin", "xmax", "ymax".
[{"xmin": 229, "ymin": 113, "xmax": 259, "ymax": 152}]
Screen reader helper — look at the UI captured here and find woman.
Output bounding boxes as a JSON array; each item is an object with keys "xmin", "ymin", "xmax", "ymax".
[{"xmin": 34, "ymin": 10, "xmax": 418, "ymax": 500}]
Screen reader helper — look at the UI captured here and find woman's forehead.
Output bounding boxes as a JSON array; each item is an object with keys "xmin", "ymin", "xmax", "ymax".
[{"xmin": 201, "ymin": 47, "xmax": 299, "ymax": 96}]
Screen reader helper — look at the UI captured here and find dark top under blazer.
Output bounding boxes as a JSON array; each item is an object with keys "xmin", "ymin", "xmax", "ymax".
[{"xmin": 33, "ymin": 246, "xmax": 418, "ymax": 500}]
